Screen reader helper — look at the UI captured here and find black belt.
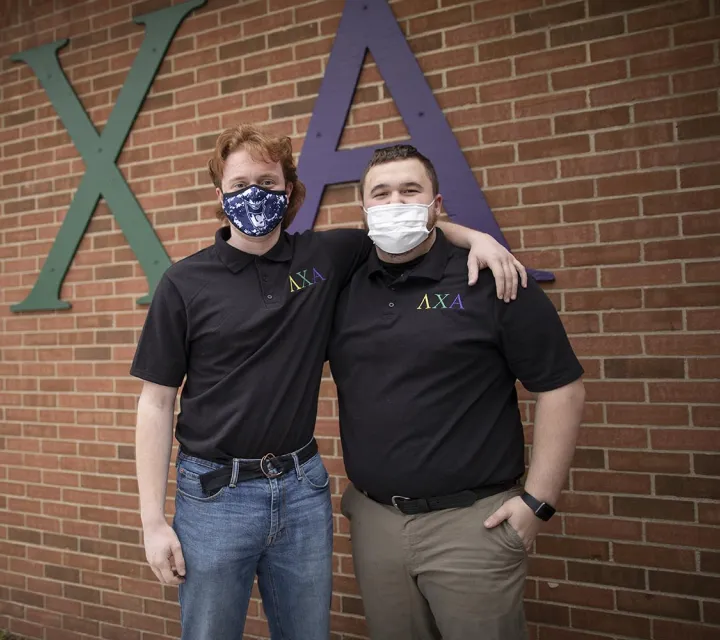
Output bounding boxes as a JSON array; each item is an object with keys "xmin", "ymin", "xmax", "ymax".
[
  {"xmin": 198, "ymin": 439, "xmax": 318, "ymax": 494},
  {"xmin": 364, "ymin": 481, "xmax": 517, "ymax": 515}
]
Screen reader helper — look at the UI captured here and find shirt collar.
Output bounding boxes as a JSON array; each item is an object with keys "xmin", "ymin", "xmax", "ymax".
[
  {"xmin": 367, "ymin": 228, "xmax": 450, "ymax": 282},
  {"xmin": 214, "ymin": 226, "xmax": 293, "ymax": 273}
]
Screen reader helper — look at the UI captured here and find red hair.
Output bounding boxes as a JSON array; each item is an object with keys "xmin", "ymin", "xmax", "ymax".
[{"xmin": 208, "ymin": 124, "xmax": 306, "ymax": 228}]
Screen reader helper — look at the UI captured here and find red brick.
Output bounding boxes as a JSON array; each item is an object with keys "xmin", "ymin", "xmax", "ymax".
[
  {"xmin": 597, "ymin": 122, "xmax": 674, "ymax": 151},
  {"xmin": 647, "ymin": 237, "xmax": 720, "ymax": 262},
  {"xmin": 590, "ymin": 76, "xmax": 670, "ymax": 107},
  {"xmin": 565, "ymin": 289, "xmax": 642, "ymax": 312},
  {"xmin": 617, "ymin": 590, "xmax": 700, "ymax": 621},
  {"xmin": 605, "ymin": 357, "xmax": 685, "ymax": 379},
  {"xmin": 539, "ymin": 581, "xmax": 614, "ymax": 609},
  {"xmin": 591, "ymin": 28, "xmax": 670, "ymax": 61},
  {"xmin": 673, "ymin": 66, "xmax": 720, "ymax": 94},
  {"xmin": 688, "ymin": 310, "xmax": 720, "ymax": 332},
  {"xmin": 681, "ymin": 165, "xmax": 720, "ymax": 191},
  {"xmin": 522, "ymin": 179, "xmax": 593, "ymax": 204},
  {"xmin": 565, "ymin": 516, "xmax": 643, "ymax": 540},
  {"xmin": 601, "ymin": 262, "xmax": 681, "ymax": 288},
  {"xmin": 562, "ymin": 150, "xmax": 637, "ymax": 178},
  {"xmin": 472, "ymin": 0, "xmax": 543, "ymax": 21},
  {"xmin": 631, "ymin": 43, "xmax": 715, "ymax": 77},
  {"xmin": 482, "ymin": 119, "xmax": 552, "ymax": 144},
  {"xmin": 564, "ymin": 196, "xmax": 639, "ymax": 222},
  {"xmin": 476, "ymin": 32, "xmax": 547, "ymax": 61},
  {"xmin": 551, "ymin": 16, "xmax": 624, "ymax": 46},
  {"xmin": 650, "ymin": 568, "xmax": 720, "ymax": 597},
  {"xmin": 564, "ymin": 243, "xmax": 641, "ymax": 267},
  {"xmin": 515, "ymin": 91, "xmax": 587, "ymax": 118},
  {"xmin": 627, "ymin": 0, "xmax": 710, "ymax": 32},
  {"xmin": 554, "ymin": 60, "xmax": 627, "ymax": 91},
  {"xmin": 654, "ymin": 620, "xmax": 720, "ymax": 640},
  {"xmin": 568, "ymin": 561, "xmax": 646, "ymax": 589},
  {"xmin": 614, "ymin": 543, "xmax": 696, "ymax": 571},
  {"xmin": 486, "ymin": 161, "xmax": 557, "ymax": 186},
  {"xmin": 555, "ymin": 106, "xmax": 629, "ymax": 134},
  {"xmin": 647, "ymin": 335, "xmax": 720, "ymax": 356},
  {"xmin": 635, "ymin": 92, "xmax": 718, "ymax": 122},
  {"xmin": 479, "ymin": 74, "xmax": 548, "ymax": 103},
  {"xmin": 649, "ymin": 381, "xmax": 720, "ymax": 404},
  {"xmin": 689, "ymin": 357, "xmax": 720, "ymax": 379},
  {"xmin": 573, "ymin": 470, "xmax": 651, "ymax": 494},
  {"xmin": 516, "ymin": 45, "xmax": 586, "ymax": 75},
  {"xmin": 588, "ymin": 0, "xmax": 669, "ymax": 16},
  {"xmin": 520, "ymin": 135, "xmax": 592, "ymax": 163},
  {"xmin": 678, "ymin": 114, "xmax": 720, "ymax": 140},
  {"xmin": 408, "ymin": 5, "xmax": 472, "ymax": 34},
  {"xmin": 514, "ymin": 2, "xmax": 586, "ymax": 32},
  {"xmin": 641, "ymin": 140, "xmax": 719, "ymax": 168},
  {"xmin": 523, "ymin": 223, "xmax": 595, "ymax": 247},
  {"xmin": 597, "ymin": 170, "xmax": 677, "ymax": 196},
  {"xmin": 609, "ymin": 450, "xmax": 690, "ymax": 474},
  {"xmin": 646, "ymin": 285, "xmax": 720, "ymax": 309}
]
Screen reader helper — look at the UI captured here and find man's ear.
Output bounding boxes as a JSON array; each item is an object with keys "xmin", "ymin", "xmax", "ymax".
[
  {"xmin": 434, "ymin": 193, "xmax": 443, "ymax": 215},
  {"xmin": 216, "ymin": 187, "xmax": 223, "ymax": 207},
  {"xmin": 285, "ymin": 182, "xmax": 294, "ymax": 199}
]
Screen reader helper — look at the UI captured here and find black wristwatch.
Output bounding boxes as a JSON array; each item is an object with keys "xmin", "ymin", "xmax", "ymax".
[{"xmin": 521, "ymin": 492, "xmax": 556, "ymax": 521}]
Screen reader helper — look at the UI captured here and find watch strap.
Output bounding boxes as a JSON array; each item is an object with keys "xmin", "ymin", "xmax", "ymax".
[{"xmin": 521, "ymin": 491, "xmax": 556, "ymax": 521}]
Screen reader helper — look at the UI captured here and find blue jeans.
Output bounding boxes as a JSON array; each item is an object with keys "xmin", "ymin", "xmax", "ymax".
[{"xmin": 172, "ymin": 446, "xmax": 333, "ymax": 640}]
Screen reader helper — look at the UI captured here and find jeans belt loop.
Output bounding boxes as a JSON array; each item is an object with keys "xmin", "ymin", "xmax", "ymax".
[
  {"xmin": 229, "ymin": 458, "xmax": 240, "ymax": 488},
  {"xmin": 291, "ymin": 451, "xmax": 302, "ymax": 480}
]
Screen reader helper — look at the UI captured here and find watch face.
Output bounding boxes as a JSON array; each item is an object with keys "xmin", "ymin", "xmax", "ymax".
[{"xmin": 537, "ymin": 503, "xmax": 555, "ymax": 521}]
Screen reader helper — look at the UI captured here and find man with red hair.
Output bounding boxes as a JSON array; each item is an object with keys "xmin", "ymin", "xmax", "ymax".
[{"xmin": 130, "ymin": 124, "xmax": 526, "ymax": 640}]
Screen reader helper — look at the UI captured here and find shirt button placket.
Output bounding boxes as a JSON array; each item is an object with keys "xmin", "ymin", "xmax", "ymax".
[{"xmin": 258, "ymin": 262, "xmax": 276, "ymax": 306}]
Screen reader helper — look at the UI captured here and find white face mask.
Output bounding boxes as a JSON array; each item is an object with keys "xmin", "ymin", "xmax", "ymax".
[{"xmin": 363, "ymin": 200, "xmax": 435, "ymax": 255}]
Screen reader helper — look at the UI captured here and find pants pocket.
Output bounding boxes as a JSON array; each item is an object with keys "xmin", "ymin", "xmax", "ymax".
[{"xmin": 176, "ymin": 462, "xmax": 226, "ymax": 502}]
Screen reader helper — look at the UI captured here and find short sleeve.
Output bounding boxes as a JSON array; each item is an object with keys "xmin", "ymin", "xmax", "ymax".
[
  {"xmin": 130, "ymin": 273, "xmax": 188, "ymax": 388},
  {"xmin": 317, "ymin": 229, "xmax": 372, "ymax": 287},
  {"xmin": 496, "ymin": 278, "xmax": 584, "ymax": 393}
]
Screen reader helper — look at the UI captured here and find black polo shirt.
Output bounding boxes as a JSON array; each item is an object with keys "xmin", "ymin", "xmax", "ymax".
[
  {"xmin": 328, "ymin": 229, "xmax": 583, "ymax": 503},
  {"xmin": 131, "ymin": 226, "xmax": 371, "ymax": 462}
]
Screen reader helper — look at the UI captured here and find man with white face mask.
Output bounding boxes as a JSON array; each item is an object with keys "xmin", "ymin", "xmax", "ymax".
[{"xmin": 329, "ymin": 145, "xmax": 586, "ymax": 640}]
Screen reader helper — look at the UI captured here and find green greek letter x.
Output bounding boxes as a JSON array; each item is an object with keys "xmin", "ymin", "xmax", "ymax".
[{"xmin": 10, "ymin": 0, "xmax": 206, "ymax": 312}]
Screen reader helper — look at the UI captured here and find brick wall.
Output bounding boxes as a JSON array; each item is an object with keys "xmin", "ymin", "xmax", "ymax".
[{"xmin": 1, "ymin": 0, "xmax": 719, "ymax": 638}]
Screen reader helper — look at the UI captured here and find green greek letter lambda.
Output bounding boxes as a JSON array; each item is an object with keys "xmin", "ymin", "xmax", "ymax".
[{"xmin": 10, "ymin": 0, "xmax": 206, "ymax": 313}]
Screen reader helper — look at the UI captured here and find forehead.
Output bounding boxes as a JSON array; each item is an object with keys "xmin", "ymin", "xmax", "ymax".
[
  {"xmin": 223, "ymin": 148, "xmax": 283, "ymax": 180},
  {"xmin": 364, "ymin": 158, "xmax": 431, "ymax": 189}
]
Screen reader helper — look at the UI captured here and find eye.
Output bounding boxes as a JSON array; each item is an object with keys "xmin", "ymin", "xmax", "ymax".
[
  {"xmin": 262, "ymin": 179, "xmax": 276, "ymax": 187},
  {"xmin": 403, "ymin": 188, "xmax": 419, "ymax": 194},
  {"xmin": 233, "ymin": 183, "xmax": 246, "ymax": 190}
]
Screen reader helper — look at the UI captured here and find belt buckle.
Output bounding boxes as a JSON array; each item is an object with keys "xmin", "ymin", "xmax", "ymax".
[
  {"xmin": 260, "ymin": 453, "xmax": 282, "ymax": 479},
  {"xmin": 391, "ymin": 495, "xmax": 411, "ymax": 510}
]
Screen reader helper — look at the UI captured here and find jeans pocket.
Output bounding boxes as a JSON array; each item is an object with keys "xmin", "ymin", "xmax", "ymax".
[
  {"xmin": 300, "ymin": 455, "xmax": 330, "ymax": 490},
  {"xmin": 176, "ymin": 464, "xmax": 226, "ymax": 502}
]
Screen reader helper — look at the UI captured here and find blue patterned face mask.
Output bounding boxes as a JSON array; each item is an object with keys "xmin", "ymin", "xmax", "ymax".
[{"xmin": 222, "ymin": 185, "xmax": 289, "ymax": 237}]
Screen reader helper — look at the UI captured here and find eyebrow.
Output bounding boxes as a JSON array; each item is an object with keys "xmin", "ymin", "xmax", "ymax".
[
  {"xmin": 229, "ymin": 173, "xmax": 280, "ymax": 184},
  {"xmin": 370, "ymin": 181, "xmax": 424, "ymax": 194}
]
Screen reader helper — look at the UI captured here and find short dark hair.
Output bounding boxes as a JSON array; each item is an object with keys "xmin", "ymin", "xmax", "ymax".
[{"xmin": 360, "ymin": 144, "xmax": 439, "ymax": 197}]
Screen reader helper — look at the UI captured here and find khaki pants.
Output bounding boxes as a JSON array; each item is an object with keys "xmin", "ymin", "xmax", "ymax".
[{"xmin": 341, "ymin": 484, "xmax": 528, "ymax": 640}]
